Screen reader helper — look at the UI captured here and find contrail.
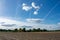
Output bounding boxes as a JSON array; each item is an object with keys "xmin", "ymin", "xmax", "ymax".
[
  {"xmin": 43, "ymin": 1, "xmax": 60, "ymax": 20},
  {"xmin": 15, "ymin": 0, "xmax": 20, "ymax": 19}
]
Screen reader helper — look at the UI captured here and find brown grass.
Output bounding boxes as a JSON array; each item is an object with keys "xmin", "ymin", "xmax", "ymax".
[{"xmin": 0, "ymin": 32, "xmax": 60, "ymax": 40}]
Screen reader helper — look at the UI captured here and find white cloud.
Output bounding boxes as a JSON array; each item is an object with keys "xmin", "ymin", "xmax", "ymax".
[
  {"xmin": 58, "ymin": 23, "xmax": 60, "ymax": 25},
  {"xmin": 1, "ymin": 24, "xmax": 16, "ymax": 27},
  {"xmin": 22, "ymin": 3, "xmax": 26, "ymax": 6},
  {"xmin": 33, "ymin": 11, "xmax": 38, "ymax": 15},
  {"xmin": 0, "ymin": 17, "xmax": 60, "ymax": 30},
  {"xmin": 22, "ymin": 3, "xmax": 32, "ymax": 11},
  {"xmin": 57, "ymin": 23, "xmax": 60, "ymax": 28},
  {"xmin": 0, "ymin": 17, "xmax": 22, "ymax": 29},
  {"xmin": 22, "ymin": 2, "xmax": 41, "ymax": 15},
  {"xmin": 0, "ymin": 17, "xmax": 34, "ymax": 29},
  {"xmin": 31, "ymin": 2, "xmax": 40, "ymax": 9},
  {"xmin": 26, "ymin": 18, "xmax": 44, "ymax": 23},
  {"xmin": 31, "ymin": 2, "xmax": 40, "ymax": 15}
]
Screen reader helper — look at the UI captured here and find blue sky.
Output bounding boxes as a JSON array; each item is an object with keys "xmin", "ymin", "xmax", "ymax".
[{"xmin": 0, "ymin": 0, "xmax": 60, "ymax": 30}]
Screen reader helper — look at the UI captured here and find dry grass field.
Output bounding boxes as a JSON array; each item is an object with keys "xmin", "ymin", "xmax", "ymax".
[{"xmin": 0, "ymin": 32, "xmax": 60, "ymax": 40}]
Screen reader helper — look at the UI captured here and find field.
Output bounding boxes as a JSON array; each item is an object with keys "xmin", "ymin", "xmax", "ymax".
[{"xmin": 0, "ymin": 32, "xmax": 60, "ymax": 40}]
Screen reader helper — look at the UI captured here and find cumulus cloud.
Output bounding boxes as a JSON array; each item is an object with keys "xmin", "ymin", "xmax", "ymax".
[
  {"xmin": 33, "ymin": 11, "xmax": 38, "ymax": 15},
  {"xmin": 26, "ymin": 18, "xmax": 44, "ymax": 23},
  {"xmin": 22, "ymin": 3, "xmax": 32, "ymax": 11},
  {"xmin": 31, "ymin": 2, "xmax": 40, "ymax": 15},
  {"xmin": 22, "ymin": 2, "xmax": 42, "ymax": 15},
  {"xmin": 31, "ymin": 2, "xmax": 40, "ymax": 9}
]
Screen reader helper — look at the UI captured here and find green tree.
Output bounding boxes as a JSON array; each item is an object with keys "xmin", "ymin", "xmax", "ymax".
[
  {"xmin": 36, "ymin": 28, "xmax": 41, "ymax": 32},
  {"xmin": 19, "ymin": 28, "xmax": 22, "ymax": 32},
  {"xmin": 42, "ymin": 29, "xmax": 47, "ymax": 32},
  {"xmin": 13, "ymin": 29, "xmax": 18, "ymax": 32},
  {"xmin": 22, "ymin": 28, "xmax": 26, "ymax": 32},
  {"xmin": 27, "ymin": 29, "xmax": 32, "ymax": 32},
  {"xmin": 32, "ymin": 28, "xmax": 36, "ymax": 32}
]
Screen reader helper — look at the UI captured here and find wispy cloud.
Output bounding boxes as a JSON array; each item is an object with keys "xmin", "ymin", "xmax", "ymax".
[{"xmin": 43, "ymin": 1, "xmax": 59, "ymax": 19}]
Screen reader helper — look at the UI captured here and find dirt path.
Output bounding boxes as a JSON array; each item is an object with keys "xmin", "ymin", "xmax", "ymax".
[{"xmin": 0, "ymin": 32, "xmax": 60, "ymax": 40}]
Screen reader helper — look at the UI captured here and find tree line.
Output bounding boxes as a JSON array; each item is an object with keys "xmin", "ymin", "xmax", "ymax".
[
  {"xmin": 0, "ymin": 28, "xmax": 60, "ymax": 32},
  {"xmin": 0, "ymin": 28, "xmax": 48, "ymax": 32}
]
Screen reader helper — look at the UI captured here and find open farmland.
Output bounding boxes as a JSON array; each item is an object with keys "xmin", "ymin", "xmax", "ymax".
[{"xmin": 0, "ymin": 32, "xmax": 60, "ymax": 40}]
